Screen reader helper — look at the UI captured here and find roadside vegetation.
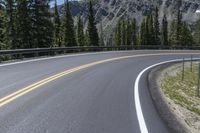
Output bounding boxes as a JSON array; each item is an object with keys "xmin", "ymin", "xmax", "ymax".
[
  {"xmin": 0, "ymin": 0, "xmax": 200, "ymax": 50},
  {"xmin": 0, "ymin": 0, "xmax": 98, "ymax": 50},
  {"xmin": 161, "ymin": 63, "xmax": 200, "ymax": 131}
]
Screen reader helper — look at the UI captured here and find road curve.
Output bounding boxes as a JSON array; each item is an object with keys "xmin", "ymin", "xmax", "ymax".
[{"xmin": 0, "ymin": 50, "xmax": 199, "ymax": 133}]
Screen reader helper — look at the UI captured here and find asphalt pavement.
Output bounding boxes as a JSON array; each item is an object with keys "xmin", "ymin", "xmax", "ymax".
[{"xmin": 0, "ymin": 50, "xmax": 199, "ymax": 133}]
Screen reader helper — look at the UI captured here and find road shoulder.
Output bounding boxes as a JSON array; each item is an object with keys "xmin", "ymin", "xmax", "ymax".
[{"xmin": 148, "ymin": 63, "xmax": 192, "ymax": 133}]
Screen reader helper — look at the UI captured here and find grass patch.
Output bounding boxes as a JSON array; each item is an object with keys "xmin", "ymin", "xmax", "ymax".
[{"xmin": 161, "ymin": 64, "xmax": 200, "ymax": 116}]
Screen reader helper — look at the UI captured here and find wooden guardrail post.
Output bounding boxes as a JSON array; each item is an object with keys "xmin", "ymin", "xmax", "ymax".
[
  {"xmin": 197, "ymin": 63, "xmax": 200, "ymax": 97},
  {"xmin": 190, "ymin": 55, "xmax": 193, "ymax": 72},
  {"xmin": 182, "ymin": 58, "xmax": 185, "ymax": 81}
]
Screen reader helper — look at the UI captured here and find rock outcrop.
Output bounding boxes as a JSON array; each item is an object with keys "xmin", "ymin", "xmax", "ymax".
[{"xmin": 54, "ymin": 0, "xmax": 200, "ymax": 43}]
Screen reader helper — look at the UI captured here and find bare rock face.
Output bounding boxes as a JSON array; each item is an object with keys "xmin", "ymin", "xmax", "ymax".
[
  {"xmin": 55, "ymin": 0, "xmax": 200, "ymax": 43},
  {"xmin": 94, "ymin": 0, "xmax": 200, "ymax": 26}
]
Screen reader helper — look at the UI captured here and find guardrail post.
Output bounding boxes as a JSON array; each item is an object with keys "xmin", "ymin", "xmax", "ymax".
[
  {"xmin": 197, "ymin": 63, "xmax": 200, "ymax": 97},
  {"xmin": 191, "ymin": 55, "xmax": 193, "ymax": 72},
  {"xmin": 182, "ymin": 58, "xmax": 185, "ymax": 81}
]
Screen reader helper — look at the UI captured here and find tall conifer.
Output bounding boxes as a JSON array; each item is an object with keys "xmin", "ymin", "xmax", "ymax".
[
  {"xmin": 154, "ymin": 7, "xmax": 160, "ymax": 45},
  {"xmin": 169, "ymin": 7, "xmax": 183, "ymax": 46},
  {"xmin": 54, "ymin": 0, "xmax": 61, "ymax": 47},
  {"xmin": 5, "ymin": 0, "xmax": 16, "ymax": 49},
  {"xmin": 121, "ymin": 19, "xmax": 126, "ymax": 45},
  {"xmin": 180, "ymin": 22, "xmax": 193, "ymax": 46},
  {"xmin": 131, "ymin": 18, "xmax": 137, "ymax": 46},
  {"xmin": 32, "ymin": 0, "xmax": 53, "ymax": 48},
  {"xmin": 114, "ymin": 20, "xmax": 122, "ymax": 46},
  {"xmin": 99, "ymin": 22, "xmax": 104, "ymax": 46},
  {"xmin": 148, "ymin": 15, "xmax": 155, "ymax": 45},
  {"xmin": 176, "ymin": 8, "xmax": 182, "ymax": 45},
  {"xmin": 0, "ymin": 2, "xmax": 5, "ymax": 49},
  {"xmin": 77, "ymin": 16, "xmax": 85, "ymax": 46},
  {"xmin": 63, "ymin": 0, "xmax": 76, "ymax": 47},
  {"xmin": 161, "ymin": 14, "xmax": 168, "ymax": 46},
  {"xmin": 87, "ymin": 0, "xmax": 99, "ymax": 46},
  {"xmin": 140, "ymin": 19, "xmax": 146, "ymax": 45},
  {"xmin": 126, "ymin": 19, "xmax": 132, "ymax": 45},
  {"xmin": 16, "ymin": 0, "xmax": 32, "ymax": 49}
]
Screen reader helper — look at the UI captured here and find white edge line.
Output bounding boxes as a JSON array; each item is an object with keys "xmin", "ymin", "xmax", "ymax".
[{"xmin": 134, "ymin": 58, "xmax": 200, "ymax": 133}]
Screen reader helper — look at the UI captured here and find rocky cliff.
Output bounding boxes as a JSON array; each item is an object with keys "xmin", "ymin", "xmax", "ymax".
[{"xmin": 55, "ymin": 0, "xmax": 200, "ymax": 43}]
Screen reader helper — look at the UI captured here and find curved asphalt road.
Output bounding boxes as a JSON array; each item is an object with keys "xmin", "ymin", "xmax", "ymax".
[{"xmin": 0, "ymin": 50, "xmax": 199, "ymax": 133}]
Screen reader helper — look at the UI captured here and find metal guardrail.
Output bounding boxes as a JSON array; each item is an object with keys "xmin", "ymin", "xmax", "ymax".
[
  {"xmin": 0, "ymin": 45, "xmax": 200, "ymax": 56},
  {"xmin": 0, "ymin": 46, "xmax": 130, "ymax": 56}
]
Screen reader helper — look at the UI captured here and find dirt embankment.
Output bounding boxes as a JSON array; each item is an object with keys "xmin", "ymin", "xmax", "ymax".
[{"xmin": 158, "ymin": 62, "xmax": 200, "ymax": 133}]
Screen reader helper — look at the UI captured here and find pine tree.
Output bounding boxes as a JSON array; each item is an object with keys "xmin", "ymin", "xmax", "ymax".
[
  {"xmin": 126, "ymin": 19, "xmax": 132, "ymax": 45},
  {"xmin": 140, "ymin": 18, "xmax": 146, "ymax": 45},
  {"xmin": 131, "ymin": 18, "xmax": 137, "ymax": 46},
  {"xmin": 161, "ymin": 14, "xmax": 168, "ymax": 46},
  {"xmin": 54, "ymin": 0, "xmax": 61, "ymax": 47},
  {"xmin": 140, "ymin": 15, "xmax": 155, "ymax": 46},
  {"xmin": 0, "ymin": 2, "xmax": 5, "ymax": 49},
  {"xmin": 169, "ymin": 7, "xmax": 183, "ymax": 46},
  {"xmin": 180, "ymin": 22, "xmax": 193, "ymax": 46},
  {"xmin": 114, "ymin": 20, "xmax": 122, "ymax": 46},
  {"xmin": 84, "ymin": 30, "xmax": 89, "ymax": 46},
  {"xmin": 148, "ymin": 15, "xmax": 155, "ymax": 45},
  {"xmin": 154, "ymin": 7, "xmax": 160, "ymax": 45},
  {"xmin": 144, "ymin": 15, "xmax": 154, "ymax": 45},
  {"xmin": 77, "ymin": 16, "xmax": 85, "ymax": 46},
  {"xmin": 87, "ymin": 0, "xmax": 99, "ymax": 46},
  {"xmin": 62, "ymin": 0, "xmax": 77, "ymax": 47},
  {"xmin": 107, "ymin": 34, "xmax": 113, "ymax": 46},
  {"xmin": 136, "ymin": 32, "xmax": 140, "ymax": 46},
  {"xmin": 145, "ymin": 16, "xmax": 150, "ymax": 45},
  {"xmin": 176, "ymin": 8, "xmax": 182, "ymax": 45},
  {"xmin": 194, "ymin": 18, "xmax": 200, "ymax": 45},
  {"xmin": 15, "ymin": 0, "xmax": 32, "ymax": 49},
  {"xmin": 121, "ymin": 19, "xmax": 126, "ymax": 45},
  {"xmin": 99, "ymin": 22, "xmax": 104, "ymax": 46},
  {"xmin": 32, "ymin": 0, "xmax": 53, "ymax": 48},
  {"xmin": 5, "ymin": 0, "xmax": 16, "ymax": 49}
]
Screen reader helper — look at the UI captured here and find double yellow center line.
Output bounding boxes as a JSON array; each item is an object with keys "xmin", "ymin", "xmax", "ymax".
[{"xmin": 0, "ymin": 52, "xmax": 198, "ymax": 108}]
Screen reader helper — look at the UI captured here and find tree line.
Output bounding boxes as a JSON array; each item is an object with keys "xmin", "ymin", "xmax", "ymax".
[
  {"xmin": 0, "ymin": 0, "xmax": 200, "ymax": 51},
  {"xmin": 0, "ymin": 0, "xmax": 99, "ymax": 50},
  {"xmin": 113, "ymin": 6, "xmax": 196, "ymax": 47}
]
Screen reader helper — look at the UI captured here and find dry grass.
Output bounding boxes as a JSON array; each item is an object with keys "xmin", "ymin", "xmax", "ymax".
[{"xmin": 161, "ymin": 63, "xmax": 200, "ymax": 131}]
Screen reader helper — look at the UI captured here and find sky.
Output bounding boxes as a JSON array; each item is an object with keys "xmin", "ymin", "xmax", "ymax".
[
  {"xmin": 51, "ymin": 0, "xmax": 78, "ymax": 7},
  {"xmin": 50, "ymin": 0, "xmax": 64, "ymax": 7},
  {"xmin": 56, "ymin": 0, "xmax": 65, "ymax": 5}
]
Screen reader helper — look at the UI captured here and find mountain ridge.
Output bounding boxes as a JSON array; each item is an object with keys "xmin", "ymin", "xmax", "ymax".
[{"xmin": 54, "ymin": 0, "xmax": 200, "ymax": 43}]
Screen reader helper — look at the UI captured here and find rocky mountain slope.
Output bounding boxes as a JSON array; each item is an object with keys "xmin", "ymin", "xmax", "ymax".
[{"xmin": 55, "ymin": 0, "xmax": 200, "ymax": 43}]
